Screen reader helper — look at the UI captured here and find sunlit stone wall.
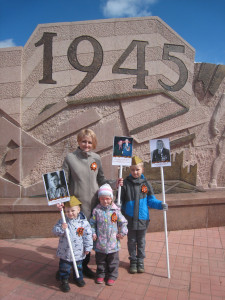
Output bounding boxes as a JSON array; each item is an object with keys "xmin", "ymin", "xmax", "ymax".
[{"xmin": 0, "ymin": 16, "xmax": 224, "ymax": 199}]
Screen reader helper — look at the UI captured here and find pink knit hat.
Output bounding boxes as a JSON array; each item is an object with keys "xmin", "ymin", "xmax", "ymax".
[{"xmin": 98, "ymin": 184, "xmax": 113, "ymax": 198}]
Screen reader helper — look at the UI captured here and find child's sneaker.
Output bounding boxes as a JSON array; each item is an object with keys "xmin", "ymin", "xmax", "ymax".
[
  {"xmin": 129, "ymin": 261, "xmax": 137, "ymax": 273},
  {"xmin": 106, "ymin": 279, "xmax": 115, "ymax": 286},
  {"xmin": 96, "ymin": 277, "xmax": 104, "ymax": 284},
  {"xmin": 74, "ymin": 278, "xmax": 86, "ymax": 287},
  {"xmin": 60, "ymin": 279, "xmax": 70, "ymax": 292},
  {"xmin": 137, "ymin": 261, "xmax": 145, "ymax": 273}
]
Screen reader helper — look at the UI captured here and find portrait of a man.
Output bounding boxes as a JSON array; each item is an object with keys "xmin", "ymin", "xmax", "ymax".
[
  {"xmin": 152, "ymin": 139, "xmax": 170, "ymax": 163},
  {"xmin": 43, "ymin": 170, "xmax": 69, "ymax": 201}
]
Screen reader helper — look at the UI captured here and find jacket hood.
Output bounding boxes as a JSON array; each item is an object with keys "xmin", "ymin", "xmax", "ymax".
[
  {"xmin": 98, "ymin": 202, "xmax": 119, "ymax": 211},
  {"xmin": 65, "ymin": 212, "xmax": 86, "ymax": 223}
]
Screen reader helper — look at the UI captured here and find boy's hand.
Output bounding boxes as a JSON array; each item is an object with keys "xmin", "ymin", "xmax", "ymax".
[
  {"xmin": 116, "ymin": 178, "xmax": 123, "ymax": 187},
  {"xmin": 93, "ymin": 234, "xmax": 97, "ymax": 241},
  {"xmin": 162, "ymin": 203, "xmax": 168, "ymax": 211},
  {"xmin": 57, "ymin": 203, "xmax": 64, "ymax": 211},
  {"xmin": 116, "ymin": 233, "xmax": 124, "ymax": 240},
  {"xmin": 62, "ymin": 223, "xmax": 68, "ymax": 230}
]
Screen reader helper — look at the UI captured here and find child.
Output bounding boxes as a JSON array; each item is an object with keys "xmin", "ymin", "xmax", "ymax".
[
  {"xmin": 90, "ymin": 184, "xmax": 128, "ymax": 286},
  {"xmin": 53, "ymin": 196, "xmax": 93, "ymax": 292},
  {"xmin": 121, "ymin": 156, "xmax": 168, "ymax": 274}
]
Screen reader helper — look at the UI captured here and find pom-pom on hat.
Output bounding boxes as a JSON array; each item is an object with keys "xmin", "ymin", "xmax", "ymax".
[
  {"xmin": 98, "ymin": 184, "xmax": 113, "ymax": 199},
  {"xmin": 132, "ymin": 155, "xmax": 143, "ymax": 166},
  {"xmin": 64, "ymin": 196, "xmax": 82, "ymax": 208}
]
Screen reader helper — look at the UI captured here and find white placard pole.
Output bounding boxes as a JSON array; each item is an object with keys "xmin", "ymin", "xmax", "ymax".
[
  {"xmin": 160, "ymin": 166, "xmax": 170, "ymax": 279},
  {"xmin": 60, "ymin": 208, "xmax": 79, "ymax": 278},
  {"xmin": 117, "ymin": 165, "xmax": 123, "ymax": 206}
]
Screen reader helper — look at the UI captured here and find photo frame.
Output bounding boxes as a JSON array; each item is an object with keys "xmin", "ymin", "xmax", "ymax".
[
  {"xmin": 150, "ymin": 138, "xmax": 171, "ymax": 167},
  {"xmin": 42, "ymin": 170, "xmax": 70, "ymax": 205},
  {"xmin": 112, "ymin": 136, "xmax": 133, "ymax": 166}
]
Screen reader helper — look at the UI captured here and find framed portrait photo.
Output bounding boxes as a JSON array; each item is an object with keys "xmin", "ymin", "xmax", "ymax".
[
  {"xmin": 42, "ymin": 169, "xmax": 70, "ymax": 205},
  {"xmin": 112, "ymin": 136, "xmax": 133, "ymax": 166},
  {"xmin": 150, "ymin": 138, "xmax": 171, "ymax": 168}
]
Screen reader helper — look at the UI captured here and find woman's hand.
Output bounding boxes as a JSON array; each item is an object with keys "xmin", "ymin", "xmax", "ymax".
[{"xmin": 92, "ymin": 234, "xmax": 97, "ymax": 241}]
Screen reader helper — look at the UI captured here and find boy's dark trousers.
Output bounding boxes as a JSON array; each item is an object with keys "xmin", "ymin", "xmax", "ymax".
[
  {"xmin": 95, "ymin": 251, "xmax": 119, "ymax": 280},
  {"xmin": 127, "ymin": 229, "xmax": 146, "ymax": 263},
  {"xmin": 82, "ymin": 252, "xmax": 95, "ymax": 278},
  {"xmin": 59, "ymin": 258, "xmax": 83, "ymax": 280}
]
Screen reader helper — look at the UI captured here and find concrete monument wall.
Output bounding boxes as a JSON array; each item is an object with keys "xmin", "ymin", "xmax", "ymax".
[{"xmin": 0, "ymin": 16, "xmax": 225, "ymax": 201}]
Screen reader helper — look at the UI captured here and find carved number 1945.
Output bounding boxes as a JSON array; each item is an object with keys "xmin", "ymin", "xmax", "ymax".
[{"xmin": 35, "ymin": 32, "xmax": 188, "ymax": 96}]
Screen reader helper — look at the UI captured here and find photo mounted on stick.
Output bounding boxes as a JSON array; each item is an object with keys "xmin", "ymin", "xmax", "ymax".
[
  {"xmin": 150, "ymin": 138, "xmax": 171, "ymax": 167},
  {"xmin": 42, "ymin": 170, "xmax": 70, "ymax": 205},
  {"xmin": 112, "ymin": 136, "xmax": 133, "ymax": 166}
]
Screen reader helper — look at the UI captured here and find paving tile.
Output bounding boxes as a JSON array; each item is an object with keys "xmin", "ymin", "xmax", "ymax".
[
  {"xmin": 2, "ymin": 281, "xmax": 56, "ymax": 300},
  {"xmin": 169, "ymin": 278, "xmax": 190, "ymax": 291},
  {"xmin": 171, "ymin": 269, "xmax": 191, "ymax": 281},
  {"xmin": 1, "ymin": 227, "xmax": 225, "ymax": 299},
  {"xmin": 144, "ymin": 285, "xmax": 168, "ymax": 299},
  {"xmin": 208, "ymin": 248, "xmax": 225, "ymax": 260},
  {"xmin": 97, "ymin": 287, "xmax": 112, "ymax": 300},
  {"xmin": 193, "ymin": 245, "xmax": 209, "ymax": 259},
  {"xmin": 1, "ymin": 258, "xmax": 45, "ymax": 281},
  {"xmin": 189, "ymin": 292, "xmax": 211, "ymax": 300},
  {"xmin": 177, "ymin": 290, "xmax": 189, "ymax": 300},
  {"xmin": 106, "ymin": 288, "xmax": 125, "ymax": 300},
  {"xmin": 0, "ymin": 244, "xmax": 34, "ymax": 259},
  {"xmin": 190, "ymin": 281, "xmax": 201, "ymax": 293},
  {"xmin": 173, "ymin": 256, "xmax": 192, "ymax": 273},
  {"xmin": 166, "ymin": 288, "xmax": 179, "ymax": 300},
  {"xmin": 124, "ymin": 282, "xmax": 148, "ymax": 296},
  {"xmin": 0, "ymin": 254, "xmax": 18, "ymax": 270},
  {"xmin": 177, "ymin": 244, "xmax": 193, "ymax": 258},
  {"xmin": 0, "ymin": 274, "xmax": 23, "ymax": 298},
  {"xmin": 122, "ymin": 291, "xmax": 146, "ymax": 300}
]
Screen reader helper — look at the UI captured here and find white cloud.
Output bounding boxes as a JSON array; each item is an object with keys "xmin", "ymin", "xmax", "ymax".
[
  {"xmin": 102, "ymin": 0, "xmax": 158, "ymax": 18},
  {"xmin": 0, "ymin": 39, "xmax": 16, "ymax": 48}
]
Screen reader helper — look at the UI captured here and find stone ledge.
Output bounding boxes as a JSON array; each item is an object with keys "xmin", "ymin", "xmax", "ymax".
[
  {"xmin": 157, "ymin": 189, "xmax": 225, "ymax": 206},
  {"xmin": 150, "ymin": 190, "xmax": 225, "ymax": 232},
  {"xmin": 0, "ymin": 190, "xmax": 225, "ymax": 238},
  {"xmin": 0, "ymin": 197, "xmax": 58, "ymax": 212}
]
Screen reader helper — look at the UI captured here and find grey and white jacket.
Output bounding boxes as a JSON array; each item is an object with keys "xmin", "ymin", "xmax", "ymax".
[{"xmin": 52, "ymin": 212, "xmax": 93, "ymax": 262}]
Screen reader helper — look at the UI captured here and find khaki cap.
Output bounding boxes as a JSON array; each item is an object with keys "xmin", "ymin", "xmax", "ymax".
[
  {"xmin": 64, "ymin": 196, "xmax": 82, "ymax": 207},
  {"xmin": 132, "ymin": 155, "xmax": 143, "ymax": 165}
]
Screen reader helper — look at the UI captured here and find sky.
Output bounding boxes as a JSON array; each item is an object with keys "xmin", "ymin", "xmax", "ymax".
[{"xmin": 0, "ymin": 0, "xmax": 224, "ymax": 64}]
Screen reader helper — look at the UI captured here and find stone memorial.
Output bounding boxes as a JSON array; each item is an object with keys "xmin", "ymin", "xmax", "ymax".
[{"xmin": 0, "ymin": 17, "xmax": 224, "ymax": 238}]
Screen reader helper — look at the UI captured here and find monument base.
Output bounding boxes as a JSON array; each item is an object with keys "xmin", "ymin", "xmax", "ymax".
[{"xmin": 0, "ymin": 190, "xmax": 225, "ymax": 239}]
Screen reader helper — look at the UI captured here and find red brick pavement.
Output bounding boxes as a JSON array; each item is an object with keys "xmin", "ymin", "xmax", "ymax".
[{"xmin": 1, "ymin": 227, "xmax": 225, "ymax": 299}]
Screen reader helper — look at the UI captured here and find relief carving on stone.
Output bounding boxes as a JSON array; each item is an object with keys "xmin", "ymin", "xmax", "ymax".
[{"xmin": 0, "ymin": 17, "xmax": 224, "ymax": 199}]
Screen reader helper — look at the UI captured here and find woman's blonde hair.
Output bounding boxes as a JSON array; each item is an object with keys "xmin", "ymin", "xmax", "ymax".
[{"xmin": 77, "ymin": 129, "xmax": 97, "ymax": 149}]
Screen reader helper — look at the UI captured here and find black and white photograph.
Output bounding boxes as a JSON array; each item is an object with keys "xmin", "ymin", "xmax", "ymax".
[
  {"xmin": 43, "ymin": 170, "xmax": 70, "ymax": 205},
  {"xmin": 150, "ymin": 138, "xmax": 171, "ymax": 167}
]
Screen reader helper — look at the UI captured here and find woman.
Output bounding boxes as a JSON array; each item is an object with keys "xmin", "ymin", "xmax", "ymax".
[{"xmin": 59, "ymin": 129, "xmax": 122, "ymax": 278}]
